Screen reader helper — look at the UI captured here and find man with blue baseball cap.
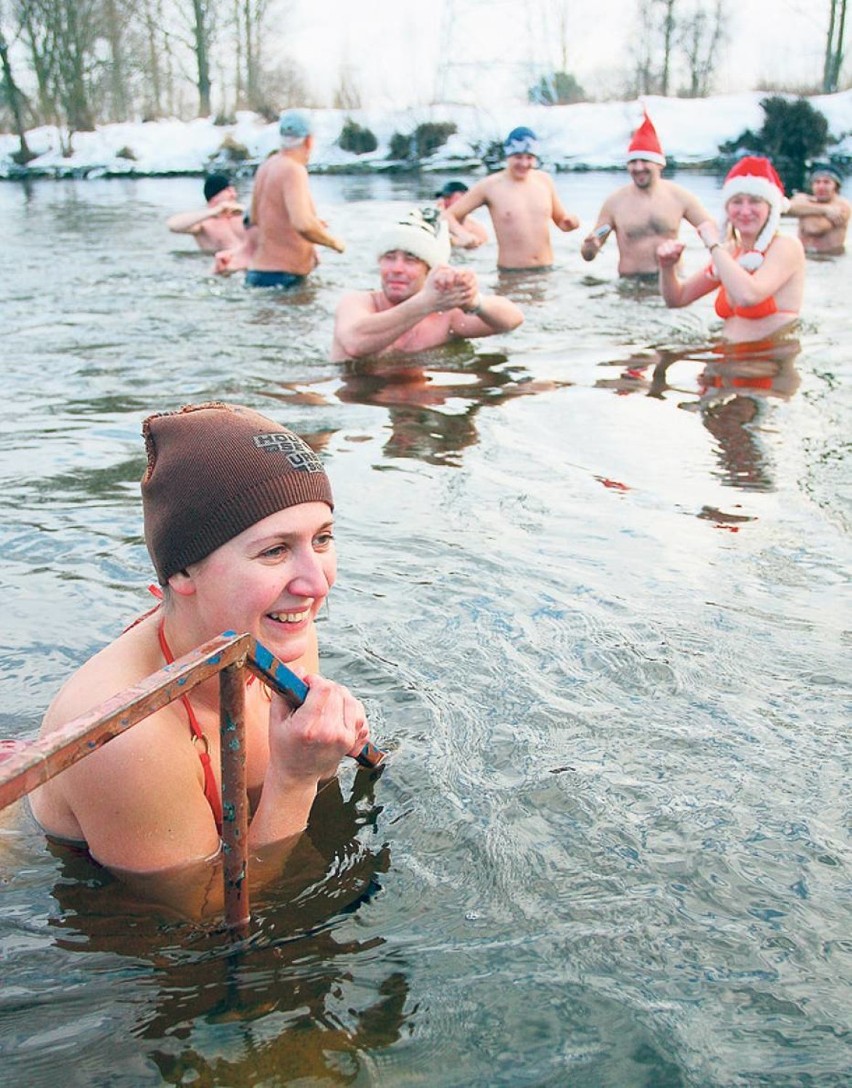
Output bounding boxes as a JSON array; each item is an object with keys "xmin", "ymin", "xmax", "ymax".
[
  {"xmin": 443, "ymin": 126, "xmax": 579, "ymax": 270},
  {"xmin": 246, "ymin": 109, "xmax": 345, "ymax": 288}
]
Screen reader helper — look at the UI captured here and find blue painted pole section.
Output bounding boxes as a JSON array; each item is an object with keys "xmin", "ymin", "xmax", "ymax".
[{"xmin": 237, "ymin": 635, "xmax": 386, "ymax": 769}]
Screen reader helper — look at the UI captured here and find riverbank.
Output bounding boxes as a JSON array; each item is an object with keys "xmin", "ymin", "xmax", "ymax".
[{"xmin": 3, "ymin": 90, "xmax": 851, "ymax": 181}]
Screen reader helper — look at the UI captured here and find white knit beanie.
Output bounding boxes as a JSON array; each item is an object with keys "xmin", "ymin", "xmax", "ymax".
[{"xmin": 376, "ymin": 209, "xmax": 451, "ymax": 268}]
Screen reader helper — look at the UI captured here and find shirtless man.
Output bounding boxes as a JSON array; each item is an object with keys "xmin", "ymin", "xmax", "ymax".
[
  {"xmin": 580, "ymin": 111, "xmax": 709, "ymax": 277},
  {"xmin": 785, "ymin": 164, "xmax": 850, "ymax": 255},
  {"xmin": 442, "ymin": 127, "xmax": 579, "ymax": 270},
  {"xmin": 330, "ymin": 208, "xmax": 523, "ymax": 361},
  {"xmin": 436, "ymin": 181, "xmax": 489, "ymax": 247},
  {"xmin": 166, "ymin": 173, "xmax": 246, "ymax": 254},
  {"xmin": 246, "ymin": 110, "xmax": 345, "ymax": 288}
]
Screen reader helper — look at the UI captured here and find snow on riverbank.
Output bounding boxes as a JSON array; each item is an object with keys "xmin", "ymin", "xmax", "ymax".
[{"xmin": 2, "ymin": 91, "xmax": 851, "ymax": 179}]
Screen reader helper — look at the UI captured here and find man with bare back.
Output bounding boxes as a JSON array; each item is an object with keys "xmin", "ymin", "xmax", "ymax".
[
  {"xmin": 442, "ymin": 127, "xmax": 579, "ymax": 270},
  {"xmin": 580, "ymin": 112, "xmax": 709, "ymax": 278},
  {"xmin": 330, "ymin": 209, "xmax": 523, "ymax": 361},
  {"xmin": 166, "ymin": 173, "xmax": 246, "ymax": 254},
  {"xmin": 246, "ymin": 110, "xmax": 345, "ymax": 288}
]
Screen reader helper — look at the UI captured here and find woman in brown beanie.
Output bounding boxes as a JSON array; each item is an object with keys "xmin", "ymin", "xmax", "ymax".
[{"xmin": 30, "ymin": 403, "xmax": 370, "ymax": 917}]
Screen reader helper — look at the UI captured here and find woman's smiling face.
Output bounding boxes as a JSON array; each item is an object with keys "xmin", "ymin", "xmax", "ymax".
[{"xmin": 184, "ymin": 501, "xmax": 337, "ymax": 663}]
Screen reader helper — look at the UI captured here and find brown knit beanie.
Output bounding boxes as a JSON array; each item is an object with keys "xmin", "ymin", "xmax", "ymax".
[{"xmin": 141, "ymin": 402, "xmax": 333, "ymax": 584}]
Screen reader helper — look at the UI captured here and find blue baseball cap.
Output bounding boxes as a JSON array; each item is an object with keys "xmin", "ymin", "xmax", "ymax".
[{"xmin": 278, "ymin": 110, "xmax": 311, "ymax": 141}]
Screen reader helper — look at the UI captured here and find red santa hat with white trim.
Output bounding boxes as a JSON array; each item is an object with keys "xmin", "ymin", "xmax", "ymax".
[
  {"xmin": 721, "ymin": 156, "xmax": 788, "ymax": 267},
  {"xmin": 626, "ymin": 111, "xmax": 665, "ymax": 167}
]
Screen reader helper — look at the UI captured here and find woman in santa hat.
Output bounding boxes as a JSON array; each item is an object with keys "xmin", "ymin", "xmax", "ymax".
[{"xmin": 656, "ymin": 156, "xmax": 805, "ymax": 343}]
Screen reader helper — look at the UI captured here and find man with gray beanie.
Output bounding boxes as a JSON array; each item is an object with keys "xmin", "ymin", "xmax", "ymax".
[
  {"xmin": 246, "ymin": 109, "xmax": 345, "ymax": 288},
  {"xmin": 785, "ymin": 163, "xmax": 850, "ymax": 255},
  {"xmin": 330, "ymin": 208, "xmax": 523, "ymax": 360}
]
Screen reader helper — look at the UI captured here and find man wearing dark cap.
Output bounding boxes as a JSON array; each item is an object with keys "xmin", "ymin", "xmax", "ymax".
[
  {"xmin": 435, "ymin": 181, "xmax": 488, "ymax": 247},
  {"xmin": 246, "ymin": 109, "xmax": 345, "ymax": 288},
  {"xmin": 786, "ymin": 164, "xmax": 850, "ymax": 255},
  {"xmin": 166, "ymin": 173, "xmax": 246, "ymax": 255}
]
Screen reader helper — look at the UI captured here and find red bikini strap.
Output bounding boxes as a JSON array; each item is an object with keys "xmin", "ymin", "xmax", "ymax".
[{"xmin": 157, "ymin": 619, "xmax": 223, "ymax": 832}]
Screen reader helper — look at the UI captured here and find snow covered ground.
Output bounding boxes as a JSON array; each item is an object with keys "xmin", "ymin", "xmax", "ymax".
[{"xmin": 2, "ymin": 91, "xmax": 851, "ymax": 178}]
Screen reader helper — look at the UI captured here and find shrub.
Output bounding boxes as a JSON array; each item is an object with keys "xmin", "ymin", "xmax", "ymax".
[
  {"xmin": 413, "ymin": 121, "xmax": 457, "ymax": 158},
  {"xmin": 338, "ymin": 118, "xmax": 378, "ymax": 155},
  {"xmin": 528, "ymin": 71, "xmax": 586, "ymax": 106},
  {"xmin": 719, "ymin": 96, "xmax": 833, "ymax": 193},
  {"xmin": 388, "ymin": 121, "xmax": 457, "ymax": 162},
  {"xmin": 217, "ymin": 133, "xmax": 250, "ymax": 162}
]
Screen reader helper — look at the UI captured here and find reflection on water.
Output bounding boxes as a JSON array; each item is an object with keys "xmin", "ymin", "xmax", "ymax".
[
  {"xmin": 24, "ymin": 773, "xmax": 405, "ymax": 1085},
  {"xmin": 596, "ymin": 337, "xmax": 802, "ymax": 495},
  {"xmin": 1, "ymin": 175, "xmax": 850, "ymax": 1088},
  {"xmin": 276, "ymin": 344, "xmax": 570, "ymax": 464}
]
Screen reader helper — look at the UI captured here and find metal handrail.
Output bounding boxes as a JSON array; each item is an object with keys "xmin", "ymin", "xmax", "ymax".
[{"xmin": 0, "ymin": 631, "xmax": 261, "ymax": 930}]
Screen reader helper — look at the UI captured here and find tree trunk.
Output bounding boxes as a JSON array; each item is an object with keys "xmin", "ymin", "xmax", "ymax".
[
  {"xmin": 0, "ymin": 28, "xmax": 34, "ymax": 161},
  {"xmin": 829, "ymin": 0, "xmax": 848, "ymax": 91},
  {"xmin": 60, "ymin": 0, "xmax": 96, "ymax": 131},
  {"xmin": 191, "ymin": 0, "xmax": 212, "ymax": 115},
  {"xmin": 142, "ymin": 0, "xmax": 163, "ymax": 118},
  {"xmin": 102, "ymin": 0, "xmax": 129, "ymax": 121},
  {"xmin": 660, "ymin": 0, "xmax": 677, "ymax": 97}
]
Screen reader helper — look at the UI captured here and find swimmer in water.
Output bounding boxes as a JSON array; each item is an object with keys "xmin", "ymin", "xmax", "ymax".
[
  {"xmin": 246, "ymin": 110, "xmax": 345, "ymax": 289},
  {"xmin": 657, "ymin": 156, "xmax": 805, "ymax": 344},
  {"xmin": 581, "ymin": 111, "xmax": 710, "ymax": 278},
  {"xmin": 166, "ymin": 173, "xmax": 246, "ymax": 255},
  {"xmin": 435, "ymin": 181, "xmax": 489, "ymax": 247},
  {"xmin": 330, "ymin": 208, "xmax": 523, "ymax": 361},
  {"xmin": 441, "ymin": 127, "xmax": 579, "ymax": 270},
  {"xmin": 784, "ymin": 163, "xmax": 851, "ymax": 255},
  {"xmin": 30, "ymin": 403, "xmax": 371, "ymax": 919}
]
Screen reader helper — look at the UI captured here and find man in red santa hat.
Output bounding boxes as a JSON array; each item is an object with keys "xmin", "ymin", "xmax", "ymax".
[{"xmin": 581, "ymin": 109, "xmax": 710, "ymax": 279}]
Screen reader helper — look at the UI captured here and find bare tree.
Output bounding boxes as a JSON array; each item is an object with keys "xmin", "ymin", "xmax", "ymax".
[
  {"xmin": 181, "ymin": 0, "xmax": 216, "ymax": 115},
  {"xmin": 101, "ymin": 0, "xmax": 129, "ymax": 120},
  {"xmin": 823, "ymin": 0, "xmax": 848, "ymax": 92},
  {"xmin": 659, "ymin": 0, "xmax": 677, "ymax": 96},
  {"xmin": 15, "ymin": 0, "xmax": 99, "ymax": 133},
  {"xmin": 679, "ymin": 1, "xmax": 727, "ymax": 97},
  {"xmin": 631, "ymin": 0, "xmax": 660, "ymax": 95},
  {"xmin": 0, "ymin": 16, "xmax": 34, "ymax": 160},
  {"xmin": 333, "ymin": 63, "xmax": 363, "ymax": 111}
]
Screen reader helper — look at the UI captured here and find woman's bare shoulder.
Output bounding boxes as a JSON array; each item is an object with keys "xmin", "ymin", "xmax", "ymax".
[{"xmin": 41, "ymin": 615, "xmax": 163, "ymax": 734}]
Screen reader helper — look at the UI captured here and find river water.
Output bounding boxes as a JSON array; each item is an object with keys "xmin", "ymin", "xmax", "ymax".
[{"xmin": 0, "ymin": 171, "xmax": 849, "ymax": 1087}]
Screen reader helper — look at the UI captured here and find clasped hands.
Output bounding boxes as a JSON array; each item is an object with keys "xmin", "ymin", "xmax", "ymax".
[{"xmin": 424, "ymin": 265, "xmax": 480, "ymax": 312}]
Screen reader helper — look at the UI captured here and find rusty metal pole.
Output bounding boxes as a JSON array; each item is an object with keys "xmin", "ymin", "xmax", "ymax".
[{"xmin": 219, "ymin": 659, "xmax": 250, "ymax": 933}]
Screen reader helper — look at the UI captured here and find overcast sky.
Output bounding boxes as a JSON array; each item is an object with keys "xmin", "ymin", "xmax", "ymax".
[{"xmin": 287, "ymin": 0, "xmax": 832, "ymax": 109}]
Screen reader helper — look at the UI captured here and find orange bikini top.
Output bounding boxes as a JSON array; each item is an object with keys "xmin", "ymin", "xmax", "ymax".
[
  {"xmin": 714, "ymin": 284, "xmax": 778, "ymax": 321},
  {"xmin": 708, "ymin": 247, "xmax": 778, "ymax": 320}
]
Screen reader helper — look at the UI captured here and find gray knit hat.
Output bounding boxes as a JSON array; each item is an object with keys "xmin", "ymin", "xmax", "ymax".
[{"xmin": 142, "ymin": 402, "xmax": 333, "ymax": 584}]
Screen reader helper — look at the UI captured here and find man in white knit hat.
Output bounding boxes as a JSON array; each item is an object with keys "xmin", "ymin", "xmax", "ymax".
[{"xmin": 330, "ymin": 208, "xmax": 523, "ymax": 360}]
